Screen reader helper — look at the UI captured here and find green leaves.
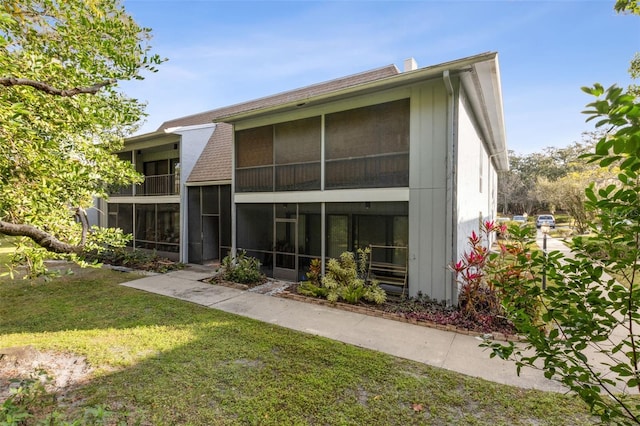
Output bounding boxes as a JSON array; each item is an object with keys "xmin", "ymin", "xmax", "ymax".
[
  {"xmin": 0, "ymin": 0, "xmax": 162, "ymax": 275},
  {"xmin": 488, "ymin": 82, "xmax": 640, "ymax": 424}
]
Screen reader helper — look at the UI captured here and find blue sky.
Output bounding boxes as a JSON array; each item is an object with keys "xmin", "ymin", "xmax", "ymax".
[{"xmin": 121, "ymin": 0, "xmax": 639, "ymax": 155}]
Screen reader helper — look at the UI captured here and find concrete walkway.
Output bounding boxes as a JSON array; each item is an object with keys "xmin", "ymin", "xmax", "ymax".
[{"xmin": 121, "ymin": 267, "xmax": 567, "ymax": 393}]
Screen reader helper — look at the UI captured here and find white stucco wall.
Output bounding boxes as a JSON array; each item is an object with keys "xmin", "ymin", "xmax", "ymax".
[
  {"xmin": 455, "ymin": 90, "xmax": 493, "ymax": 265},
  {"xmin": 171, "ymin": 124, "xmax": 215, "ymax": 182},
  {"xmin": 169, "ymin": 124, "xmax": 215, "ymax": 263}
]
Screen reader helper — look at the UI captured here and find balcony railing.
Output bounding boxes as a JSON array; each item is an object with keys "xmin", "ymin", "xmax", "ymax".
[{"xmin": 109, "ymin": 174, "xmax": 179, "ymax": 196}]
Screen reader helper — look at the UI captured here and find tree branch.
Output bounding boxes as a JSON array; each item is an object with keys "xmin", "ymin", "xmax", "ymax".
[
  {"xmin": 74, "ymin": 207, "xmax": 89, "ymax": 246},
  {"xmin": 0, "ymin": 77, "xmax": 116, "ymax": 96},
  {"xmin": 0, "ymin": 220, "xmax": 81, "ymax": 254}
]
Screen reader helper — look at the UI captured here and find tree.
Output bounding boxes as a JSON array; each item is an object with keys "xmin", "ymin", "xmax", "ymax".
[
  {"xmin": 499, "ymin": 143, "xmax": 593, "ymax": 216},
  {"xmin": 487, "ymin": 84, "xmax": 640, "ymax": 425},
  {"xmin": 531, "ymin": 133, "xmax": 616, "ymax": 232},
  {"xmin": 0, "ymin": 0, "xmax": 163, "ymax": 276}
]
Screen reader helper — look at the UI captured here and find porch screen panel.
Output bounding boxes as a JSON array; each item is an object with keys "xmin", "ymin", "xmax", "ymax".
[
  {"xmin": 325, "ymin": 99, "xmax": 410, "ymax": 189},
  {"xmin": 298, "ymin": 203, "xmax": 321, "ymax": 280},
  {"xmin": 156, "ymin": 203, "xmax": 180, "ymax": 252},
  {"xmin": 188, "ymin": 187, "xmax": 202, "ymax": 263},
  {"xmin": 236, "ymin": 204, "xmax": 273, "ymax": 252},
  {"xmin": 236, "ymin": 125, "xmax": 273, "ymax": 192},
  {"xmin": 220, "ymin": 185, "xmax": 232, "ymax": 252},
  {"xmin": 275, "ymin": 117, "xmax": 321, "ymax": 191},
  {"xmin": 108, "ymin": 204, "xmax": 117, "ymax": 228},
  {"xmin": 135, "ymin": 204, "xmax": 155, "ymax": 249},
  {"xmin": 117, "ymin": 204, "xmax": 134, "ymax": 246},
  {"xmin": 236, "ymin": 203, "xmax": 273, "ymax": 275},
  {"xmin": 202, "ymin": 185, "xmax": 219, "ymax": 214}
]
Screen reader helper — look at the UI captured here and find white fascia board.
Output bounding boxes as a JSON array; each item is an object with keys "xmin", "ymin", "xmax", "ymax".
[
  {"xmin": 164, "ymin": 123, "xmax": 216, "ymax": 134},
  {"xmin": 234, "ymin": 188, "xmax": 409, "ymax": 204},
  {"xmin": 459, "ymin": 56, "xmax": 508, "ymax": 171}
]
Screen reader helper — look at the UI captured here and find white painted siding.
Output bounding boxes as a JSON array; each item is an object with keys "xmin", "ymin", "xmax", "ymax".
[
  {"xmin": 455, "ymin": 90, "xmax": 492, "ymax": 265},
  {"xmin": 407, "ymin": 81, "xmax": 450, "ymax": 301}
]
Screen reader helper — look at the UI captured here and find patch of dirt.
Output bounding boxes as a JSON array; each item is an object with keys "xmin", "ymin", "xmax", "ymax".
[{"xmin": 0, "ymin": 346, "xmax": 92, "ymax": 401}]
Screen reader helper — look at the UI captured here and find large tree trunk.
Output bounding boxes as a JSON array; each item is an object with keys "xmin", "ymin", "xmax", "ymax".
[{"xmin": 0, "ymin": 220, "xmax": 81, "ymax": 254}]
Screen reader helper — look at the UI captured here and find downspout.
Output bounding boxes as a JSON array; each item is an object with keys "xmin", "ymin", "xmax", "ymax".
[
  {"xmin": 443, "ymin": 70, "xmax": 457, "ymax": 306},
  {"xmin": 230, "ymin": 126, "xmax": 237, "ymax": 258}
]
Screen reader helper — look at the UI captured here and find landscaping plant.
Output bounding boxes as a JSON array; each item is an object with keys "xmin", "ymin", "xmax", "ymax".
[
  {"xmin": 321, "ymin": 248, "xmax": 387, "ymax": 305},
  {"xmin": 297, "ymin": 258, "xmax": 329, "ymax": 298},
  {"xmin": 217, "ymin": 250, "xmax": 266, "ymax": 285},
  {"xmin": 451, "ymin": 220, "xmax": 539, "ymax": 335},
  {"xmin": 484, "ymin": 83, "xmax": 640, "ymax": 425}
]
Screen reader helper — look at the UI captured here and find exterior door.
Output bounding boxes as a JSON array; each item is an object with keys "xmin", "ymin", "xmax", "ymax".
[
  {"xmin": 202, "ymin": 216, "xmax": 219, "ymax": 262},
  {"xmin": 274, "ymin": 218, "xmax": 297, "ymax": 281}
]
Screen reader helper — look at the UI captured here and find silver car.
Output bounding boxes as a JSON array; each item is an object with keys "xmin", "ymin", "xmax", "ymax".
[{"xmin": 536, "ymin": 214, "xmax": 556, "ymax": 229}]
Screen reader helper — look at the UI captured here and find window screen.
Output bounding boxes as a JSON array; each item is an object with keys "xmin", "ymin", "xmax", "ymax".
[{"xmin": 325, "ymin": 99, "xmax": 410, "ymax": 189}]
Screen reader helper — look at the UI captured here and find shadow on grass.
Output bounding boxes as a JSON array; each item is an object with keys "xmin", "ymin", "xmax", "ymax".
[{"xmin": 0, "ymin": 270, "xmax": 598, "ymax": 425}]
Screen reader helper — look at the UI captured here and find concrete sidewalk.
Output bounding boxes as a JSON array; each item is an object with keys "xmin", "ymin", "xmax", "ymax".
[{"xmin": 121, "ymin": 267, "xmax": 566, "ymax": 393}]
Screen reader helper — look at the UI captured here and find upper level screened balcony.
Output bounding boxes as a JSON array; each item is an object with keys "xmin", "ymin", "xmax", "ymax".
[
  {"xmin": 110, "ymin": 174, "xmax": 180, "ymax": 197},
  {"xmin": 109, "ymin": 143, "xmax": 180, "ymax": 197}
]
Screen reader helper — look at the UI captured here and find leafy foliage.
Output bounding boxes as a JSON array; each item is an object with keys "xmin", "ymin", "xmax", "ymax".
[
  {"xmin": 217, "ymin": 250, "xmax": 266, "ymax": 285},
  {"xmin": 484, "ymin": 84, "xmax": 640, "ymax": 425},
  {"xmin": 451, "ymin": 221, "xmax": 540, "ymax": 334},
  {"xmin": 1, "ymin": 370, "xmax": 119, "ymax": 425},
  {"xmin": 0, "ymin": 0, "xmax": 163, "ymax": 276},
  {"xmin": 83, "ymin": 245, "xmax": 184, "ymax": 274},
  {"xmin": 297, "ymin": 258, "xmax": 329, "ymax": 298},
  {"xmin": 321, "ymin": 248, "xmax": 387, "ymax": 305}
]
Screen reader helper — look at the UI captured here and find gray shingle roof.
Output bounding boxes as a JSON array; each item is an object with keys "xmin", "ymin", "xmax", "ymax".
[
  {"xmin": 186, "ymin": 123, "xmax": 232, "ymax": 183},
  {"xmin": 166, "ymin": 64, "xmax": 400, "ymax": 183},
  {"xmin": 157, "ymin": 64, "xmax": 399, "ymax": 131}
]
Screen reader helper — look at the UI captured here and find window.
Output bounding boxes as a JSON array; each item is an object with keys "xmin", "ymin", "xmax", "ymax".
[{"xmin": 325, "ymin": 99, "xmax": 409, "ymax": 189}]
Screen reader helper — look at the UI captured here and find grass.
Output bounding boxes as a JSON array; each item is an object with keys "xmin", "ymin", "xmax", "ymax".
[{"xmin": 0, "ymin": 269, "xmax": 599, "ymax": 425}]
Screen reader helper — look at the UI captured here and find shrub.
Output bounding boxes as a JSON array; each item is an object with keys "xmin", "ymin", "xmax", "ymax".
[
  {"xmin": 83, "ymin": 247, "xmax": 183, "ymax": 273},
  {"xmin": 217, "ymin": 250, "xmax": 266, "ymax": 285},
  {"xmin": 451, "ymin": 221, "xmax": 542, "ymax": 330},
  {"xmin": 297, "ymin": 258, "xmax": 328, "ymax": 298},
  {"xmin": 322, "ymin": 248, "xmax": 387, "ymax": 305}
]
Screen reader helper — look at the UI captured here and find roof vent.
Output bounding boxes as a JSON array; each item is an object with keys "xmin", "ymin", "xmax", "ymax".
[{"xmin": 403, "ymin": 57, "xmax": 418, "ymax": 72}]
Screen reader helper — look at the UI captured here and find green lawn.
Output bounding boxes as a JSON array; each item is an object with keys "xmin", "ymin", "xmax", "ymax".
[{"xmin": 0, "ymin": 264, "xmax": 598, "ymax": 425}]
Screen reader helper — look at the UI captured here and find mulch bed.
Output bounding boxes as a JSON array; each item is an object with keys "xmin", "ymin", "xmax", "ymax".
[{"xmin": 208, "ymin": 278, "xmax": 521, "ymax": 342}]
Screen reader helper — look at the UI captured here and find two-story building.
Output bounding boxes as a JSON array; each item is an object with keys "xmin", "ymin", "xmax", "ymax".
[{"xmin": 100, "ymin": 52, "xmax": 507, "ymax": 304}]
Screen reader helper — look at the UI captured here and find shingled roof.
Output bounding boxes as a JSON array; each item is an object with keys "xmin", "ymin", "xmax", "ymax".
[
  {"xmin": 169, "ymin": 64, "xmax": 400, "ymax": 183},
  {"xmin": 157, "ymin": 64, "xmax": 400, "ymax": 131},
  {"xmin": 186, "ymin": 123, "xmax": 232, "ymax": 183}
]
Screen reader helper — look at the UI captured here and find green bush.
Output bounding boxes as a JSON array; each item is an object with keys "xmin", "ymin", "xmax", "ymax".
[
  {"xmin": 217, "ymin": 250, "xmax": 266, "ymax": 285},
  {"xmin": 83, "ymin": 247, "xmax": 183, "ymax": 273},
  {"xmin": 322, "ymin": 248, "xmax": 387, "ymax": 305},
  {"xmin": 297, "ymin": 259, "xmax": 328, "ymax": 297}
]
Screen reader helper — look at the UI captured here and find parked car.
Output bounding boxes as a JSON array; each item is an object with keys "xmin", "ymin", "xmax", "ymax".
[
  {"xmin": 512, "ymin": 215, "xmax": 527, "ymax": 224},
  {"xmin": 536, "ymin": 214, "xmax": 556, "ymax": 229}
]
